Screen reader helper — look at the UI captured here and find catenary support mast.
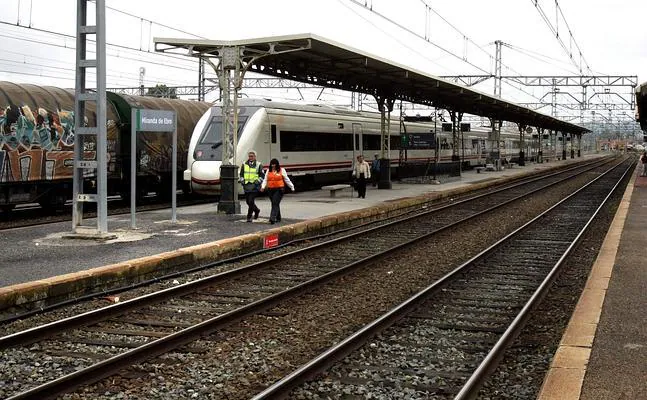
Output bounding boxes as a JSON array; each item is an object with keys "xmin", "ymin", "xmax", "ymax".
[{"xmin": 72, "ymin": 0, "xmax": 109, "ymax": 237}]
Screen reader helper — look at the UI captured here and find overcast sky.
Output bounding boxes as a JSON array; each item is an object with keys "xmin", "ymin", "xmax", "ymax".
[{"xmin": 1, "ymin": 0, "xmax": 645, "ymax": 123}]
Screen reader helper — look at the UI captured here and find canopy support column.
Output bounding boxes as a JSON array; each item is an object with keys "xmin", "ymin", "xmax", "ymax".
[
  {"xmin": 561, "ymin": 131, "xmax": 567, "ymax": 160},
  {"xmin": 537, "ymin": 127, "xmax": 544, "ymax": 163},
  {"xmin": 375, "ymin": 95, "xmax": 395, "ymax": 189},
  {"xmin": 449, "ymin": 110, "xmax": 463, "ymax": 162},
  {"xmin": 577, "ymin": 133, "xmax": 582, "ymax": 157},
  {"xmin": 214, "ymin": 47, "xmax": 242, "ymax": 214},
  {"xmin": 517, "ymin": 123, "xmax": 526, "ymax": 166},
  {"xmin": 488, "ymin": 117, "xmax": 502, "ymax": 170}
]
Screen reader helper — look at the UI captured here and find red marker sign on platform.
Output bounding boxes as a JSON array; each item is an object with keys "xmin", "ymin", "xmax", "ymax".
[{"xmin": 264, "ymin": 233, "xmax": 279, "ymax": 249}]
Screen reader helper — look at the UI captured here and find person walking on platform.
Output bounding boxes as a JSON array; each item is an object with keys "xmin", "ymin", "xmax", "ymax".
[
  {"xmin": 352, "ymin": 154, "xmax": 371, "ymax": 199},
  {"xmin": 260, "ymin": 158, "xmax": 295, "ymax": 224},
  {"xmin": 641, "ymin": 151, "xmax": 647, "ymax": 176},
  {"xmin": 371, "ymin": 153, "xmax": 380, "ymax": 187},
  {"xmin": 239, "ymin": 150, "xmax": 265, "ymax": 222}
]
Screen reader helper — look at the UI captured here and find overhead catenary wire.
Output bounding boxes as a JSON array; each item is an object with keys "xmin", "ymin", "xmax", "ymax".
[
  {"xmin": 530, "ymin": 0, "xmax": 593, "ymax": 75},
  {"xmin": 343, "ymin": 0, "xmax": 490, "ymax": 75},
  {"xmin": 416, "ymin": 0, "xmax": 498, "ymax": 62},
  {"xmin": 0, "ymin": 25, "xmax": 221, "ymax": 88},
  {"xmin": 500, "ymin": 42, "xmax": 582, "ymax": 75},
  {"xmin": 0, "ymin": 57, "xmax": 194, "ymax": 87},
  {"xmin": 0, "ymin": 21, "xmax": 200, "ymax": 71},
  {"xmin": 341, "ymin": 0, "xmax": 562, "ymax": 106}
]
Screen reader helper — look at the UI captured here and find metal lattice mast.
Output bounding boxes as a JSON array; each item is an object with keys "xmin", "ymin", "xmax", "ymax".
[
  {"xmin": 138, "ymin": 67, "xmax": 145, "ymax": 95},
  {"xmin": 73, "ymin": 0, "xmax": 108, "ymax": 235},
  {"xmin": 198, "ymin": 57, "xmax": 205, "ymax": 102},
  {"xmin": 494, "ymin": 40, "xmax": 502, "ymax": 98}
]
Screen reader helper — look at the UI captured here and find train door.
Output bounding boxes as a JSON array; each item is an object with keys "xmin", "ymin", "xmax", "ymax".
[
  {"xmin": 352, "ymin": 123, "xmax": 363, "ymax": 163},
  {"xmin": 269, "ymin": 123, "xmax": 278, "ymax": 162}
]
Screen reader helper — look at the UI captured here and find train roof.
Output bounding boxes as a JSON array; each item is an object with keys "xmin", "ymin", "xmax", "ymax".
[
  {"xmin": 214, "ymin": 98, "xmax": 529, "ymax": 133},
  {"xmin": 213, "ymin": 98, "xmax": 372, "ymax": 117}
]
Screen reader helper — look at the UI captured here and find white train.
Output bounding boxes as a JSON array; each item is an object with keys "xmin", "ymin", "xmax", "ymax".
[{"xmin": 185, "ymin": 99, "xmax": 523, "ymax": 195}]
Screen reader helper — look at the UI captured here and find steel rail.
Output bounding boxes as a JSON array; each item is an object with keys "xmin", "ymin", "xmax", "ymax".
[{"xmin": 250, "ymin": 158, "xmax": 630, "ymax": 399}]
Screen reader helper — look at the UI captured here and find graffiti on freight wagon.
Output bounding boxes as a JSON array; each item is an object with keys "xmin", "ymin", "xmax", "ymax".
[{"xmin": 0, "ymin": 104, "xmax": 114, "ymax": 183}]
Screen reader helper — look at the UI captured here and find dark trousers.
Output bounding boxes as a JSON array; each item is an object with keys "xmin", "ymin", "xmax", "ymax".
[
  {"xmin": 356, "ymin": 173, "xmax": 367, "ymax": 198},
  {"xmin": 244, "ymin": 191, "xmax": 260, "ymax": 219},
  {"xmin": 371, "ymin": 170, "xmax": 380, "ymax": 186},
  {"xmin": 268, "ymin": 188, "xmax": 284, "ymax": 222}
]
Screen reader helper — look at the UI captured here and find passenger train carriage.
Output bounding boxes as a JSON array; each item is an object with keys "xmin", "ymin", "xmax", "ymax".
[{"xmin": 187, "ymin": 99, "xmax": 523, "ymax": 195}]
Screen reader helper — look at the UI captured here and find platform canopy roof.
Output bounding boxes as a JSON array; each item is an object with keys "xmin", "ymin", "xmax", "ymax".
[{"xmin": 155, "ymin": 33, "xmax": 589, "ymax": 134}]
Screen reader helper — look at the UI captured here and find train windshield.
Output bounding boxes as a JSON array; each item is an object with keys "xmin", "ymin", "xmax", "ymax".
[
  {"xmin": 199, "ymin": 116, "xmax": 247, "ymax": 142},
  {"xmin": 195, "ymin": 115, "xmax": 248, "ymax": 161}
]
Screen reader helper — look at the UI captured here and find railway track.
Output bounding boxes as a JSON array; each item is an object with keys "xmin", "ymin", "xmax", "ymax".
[
  {"xmin": 0, "ymin": 158, "xmax": 609, "ymax": 325},
  {"xmin": 0, "ymin": 157, "xmax": 622, "ymax": 399},
  {"xmin": 1, "ymin": 158, "xmax": 610, "ymax": 326},
  {"xmin": 252, "ymin": 157, "xmax": 633, "ymax": 399}
]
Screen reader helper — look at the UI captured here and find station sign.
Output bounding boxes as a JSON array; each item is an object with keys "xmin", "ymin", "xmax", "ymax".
[
  {"xmin": 136, "ymin": 109, "xmax": 176, "ymax": 132},
  {"xmin": 404, "ymin": 133, "xmax": 436, "ymax": 149},
  {"xmin": 130, "ymin": 108, "xmax": 178, "ymax": 229}
]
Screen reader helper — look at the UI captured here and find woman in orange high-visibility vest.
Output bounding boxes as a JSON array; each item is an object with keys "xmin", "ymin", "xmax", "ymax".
[{"xmin": 260, "ymin": 158, "xmax": 295, "ymax": 224}]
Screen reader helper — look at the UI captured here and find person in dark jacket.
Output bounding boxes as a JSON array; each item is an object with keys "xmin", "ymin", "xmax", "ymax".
[
  {"xmin": 239, "ymin": 150, "xmax": 264, "ymax": 222},
  {"xmin": 371, "ymin": 153, "xmax": 380, "ymax": 187}
]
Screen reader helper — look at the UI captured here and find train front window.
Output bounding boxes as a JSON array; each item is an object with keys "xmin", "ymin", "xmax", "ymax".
[
  {"xmin": 200, "ymin": 117, "xmax": 223, "ymax": 144},
  {"xmin": 199, "ymin": 116, "xmax": 248, "ymax": 145},
  {"xmin": 195, "ymin": 116, "xmax": 248, "ymax": 161}
]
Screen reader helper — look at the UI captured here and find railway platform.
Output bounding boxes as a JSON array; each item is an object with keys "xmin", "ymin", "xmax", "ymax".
[{"xmin": 537, "ymin": 163, "xmax": 647, "ymax": 400}]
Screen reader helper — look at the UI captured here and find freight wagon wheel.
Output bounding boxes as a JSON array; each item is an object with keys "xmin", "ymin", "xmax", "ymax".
[
  {"xmin": 119, "ymin": 187, "xmax": 151, "ymax": 204},
  {"xmin": 1, "ymin": 204, "xmax": 16, "ymax": 214},
  {"xmin": 156, "ymin": 179, "xmax": 174, "ymax": 201},
  {"xmin": 181, "ymin": 181, "xmax": 191, "ymax": 195},
  {"xmin": 37, "ymin": 190, "xmax": 67, "ymax": 211}
]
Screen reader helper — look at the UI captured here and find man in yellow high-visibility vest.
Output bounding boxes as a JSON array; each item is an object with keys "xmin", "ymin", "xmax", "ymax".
[{"xmin": 239, "ymin": 150, "xmax": 265, "ymax": 222}]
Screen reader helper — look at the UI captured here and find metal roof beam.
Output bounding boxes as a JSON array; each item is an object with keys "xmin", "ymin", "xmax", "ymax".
[{"xmin": 154, "ymin": 34, "xmax": 589, "ymax": 134}]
